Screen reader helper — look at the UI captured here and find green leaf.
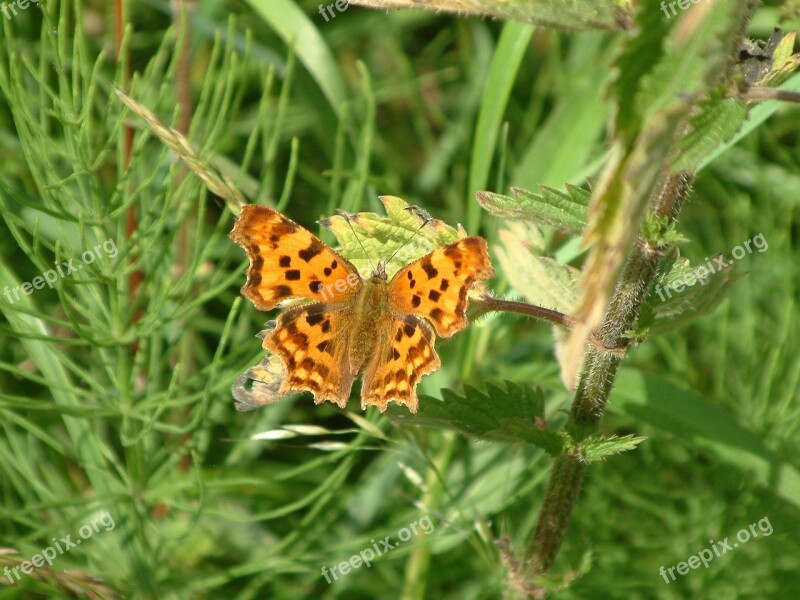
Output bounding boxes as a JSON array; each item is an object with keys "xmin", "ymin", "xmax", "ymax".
[
  {"xmin": 246, "ymin": 0, "xmax": 347, "ymax": 116},
  {"xmin": 611, "ymin": 0, "xmax": 672, "ymax": 140},
  {"xmin": 636, "ymin": 1, "xmax": 753, "ymax": 124},
  {"xmin": 641, "ymin": 214, "xmax": 686, "ymax": 247},
  {"xmin": 570, "ymin": 103, "xmax": 687, "ymax": 351},
  {"xmin": 571, "ymin": 434, "xmax": 647, "ymax": 462},
  {"xmin": 633, "ymin": 253, "xmax": 744, "ymax": 338},
  {"xmin": 671, "ymin": 96, "xmax": 748, "ymax": 172},
  {"xmin": 469, "ymin": 22, "xmax": 534, "ymax": 197},
  {"xmin": 477, "ymin": 185, "xmax": 589, "ymax": 234},
  {"xmin": 349, "ymin": 0, "xmax": 625, "ymax": 31},
  {"xmin": 494, "ymin": 221, "xmax": 580, "ymax": 313},
  {"xmin": 513, "ymin": 33, "xmax": 614, "ymax": 189},
  {"xmin": 759, "ymin": 31, "xmax": 800, "ymax": 87},
  {"xmin": 320, "ymin": 195, "xmax": 461, "ymax": 277},
  {"xmin": 391, "ymin": 381, "xmax": 566, "ymax": 455},
  {"xmin": 613, "ymin": 369, "xmax": 800, "ymax": 510}
]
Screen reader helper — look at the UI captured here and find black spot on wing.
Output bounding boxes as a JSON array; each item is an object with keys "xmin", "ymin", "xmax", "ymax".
[
  {"xmin": 306, "ymin": 313, "xmax": 325, "ymax": 326},
  {"xmin": 274, "ymin": 284, "xmax": 292, "ymax": 297},
  {"xmin": 299, "ymin": 240, "xmax": 324, "ymax": 262},
  {"xmin": 285, "ymin": 269, "xmax": 301, "ymax": 280},
  {"xmin": 421, "ymin": 261, "xmax": 438, "ymax": 279}
]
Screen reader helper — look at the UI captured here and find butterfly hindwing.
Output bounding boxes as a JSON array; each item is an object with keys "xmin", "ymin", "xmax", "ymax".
[
  {"xmin": 360, "ymin": 315, "xmax": 441, "ymax": 413},
  {"xmin": 388, "ymin": 237, "xmax": 494, "ymax": 337},
  {"xmin": 229, "ymin": 205, "xmax": 362, "ymax": 310},
  {"xmin": 263, "ymin": 302, "xmax": 356, "ymax": 407}
]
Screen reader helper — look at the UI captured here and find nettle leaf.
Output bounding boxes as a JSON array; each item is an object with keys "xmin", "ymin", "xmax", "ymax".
[
  {"xmin": 672, "ymin": 95, "xmax": 748, "ymax": 173},
  {"xmin": 564, "ymin": 1, "xmax": 755, "ymax": 383},
  {"xmin": 636, "ymin": 0, "xmax": 752, "ymax": 124},
  {"xmin": 477, "ymin": 185, "xmax": 589, "ymax": 234},
  {"xmin": 390, "ymin": 381, "xmax": 567, "ymax": 455},
  {"xmin": 641, "ymin": 214, "xmax": 687, "ymax": 247},
  {"xmin": 320, "ymin": 195, "xmax": 461, "ymax": 277},
  {"xmin": 349, "ymin": 0, "xmax": 626, "ymax": 31},
  {"xmin": 632, "ymin": 253, "xmax": 745, "ymax": 338},
  {"xmin": 569, "ymin": 434, "xmax": 646, "ymax": 462},
  {"xmin": 566, "ymin": 103, "xmax": 687, "ymax": 383},
  {"xmin": 495, "ymin": 221, "xmax": 579, "ymax": 314},
  {"xmin": 612, "ymin": 0, "xmax": 672, "ymax": 140}
]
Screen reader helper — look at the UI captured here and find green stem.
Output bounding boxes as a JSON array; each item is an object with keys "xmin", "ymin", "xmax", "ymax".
[{"xmin": 521, "ymin": 172, "xmax": 693, "ymax": 590}]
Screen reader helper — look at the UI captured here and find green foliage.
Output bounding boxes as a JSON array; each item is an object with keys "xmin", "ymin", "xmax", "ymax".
[
  {"xmin": 570, "ymin": 433, "xmax": 646, "ymax": 462},
  {"xmin": 391, "ymin": 381, "xmax": 644, "ymax": 461},
  {"xmin": 350, "ymin": 0, "xmax": 626, "ymax": 31},
  {"xmin": 633, "ymin": 252, "xmax": 745, "ymax": 338},
  {"xmin": 0, "ymin": 0, "xmax": 799, "ymax": 599},
  {"xmin": 320, "ymin": 195, "xmax": 461, "ymax": 277},
  {"xmin": 392, "ymin": 381, "xmax": 567, "ymax": 454},
  {"xmin": 477, "ymin": 185, "xmax": 590, "ymax": 234},
  {"xmin": 494, "ymin": 221, "xmax": 580, "ymax": 313}
]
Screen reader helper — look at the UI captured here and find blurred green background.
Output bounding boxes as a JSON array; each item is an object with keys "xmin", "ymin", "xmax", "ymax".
[{"xmin": 0, "ymin": 1, "xmax": 798, "ymax": 598}]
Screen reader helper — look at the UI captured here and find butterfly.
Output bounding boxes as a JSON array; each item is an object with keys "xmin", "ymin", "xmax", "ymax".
[{"xmin": 229, "ymin": 202, "xmax": 494, "ymax": 413}]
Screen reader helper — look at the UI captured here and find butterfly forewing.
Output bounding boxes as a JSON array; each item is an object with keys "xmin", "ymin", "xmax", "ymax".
[
  {"xmin": 229, "ymin": 205, "xmax": 363, "ymax": 310},
  {"xmin": 387, "ymin": 237, "xmax": 494, "ymax": 337}
]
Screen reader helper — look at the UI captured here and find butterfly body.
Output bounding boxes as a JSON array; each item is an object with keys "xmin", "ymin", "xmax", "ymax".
[
  {"xmin": 230, "ymin": 203, "xmax": 494, "ymax": 412},
  {"xmin": 346, "ymin": 270, "xmax": 392, "ymax": 374}
]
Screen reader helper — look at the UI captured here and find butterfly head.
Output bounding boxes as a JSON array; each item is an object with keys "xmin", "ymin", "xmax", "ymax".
[{"xmin": 369, "ymin": 260, "xmax": 388, "ymax": 282}]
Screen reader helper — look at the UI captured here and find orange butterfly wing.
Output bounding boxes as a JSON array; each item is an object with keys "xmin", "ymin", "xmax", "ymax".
[
  {"xmin": 231, "ymin": 205, "xmax": 494, "ymax": 414},
  {"xmin": 388, "ymin": 237, "xmax": 494, "ymax": 337},
  {"xmin": 264, "ymin": 303, "xmax": 356, "ymax": 407},
  {"xmin": 229, "ymin": 205, "xmax": 362, "ymax": 310},
  {"xmin": 359, "ymin": 236, "xmax": 494, "ymax": 413},
  {"xmin": 360, "ymin": 315, "xmax": 441, "ymax": 413}
]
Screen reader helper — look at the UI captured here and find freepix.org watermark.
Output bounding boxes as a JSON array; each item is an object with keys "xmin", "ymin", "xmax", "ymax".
[
  {"xmin": 1, "ymin": 0, "xmax": 38, "ymax": 20},
  {"xmin": 2, "ymin": 238, "xmax": 118, "ymax": 305},
  {"xmin": 660, "ymin": 0, "xmax": 711, "ymax": 19},
  {"xmin": 318, "ymin": 0, "xmax": 349, "ymax": 22},
  {"xmin": 321, "ymin": 514, "xmax": 434, "ymax": 583},
  {"xmin": 3, "ymin": 511, "xmax": 115, "ymax": 584},
  {"xmin": 659, "ymin": 516, "xmax": 773, "ymax": 583},
  {"xmin": 654, "ymin": 233, "xmax": 767, "ymax": 302}
]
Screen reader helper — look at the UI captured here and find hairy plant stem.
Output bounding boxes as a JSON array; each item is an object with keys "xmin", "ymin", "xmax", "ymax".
[{"xmin": 520, "ymin": 172, "xmax": 693, "ymax": 591}]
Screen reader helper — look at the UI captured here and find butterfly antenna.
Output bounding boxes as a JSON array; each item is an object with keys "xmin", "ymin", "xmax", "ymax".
[
  {"xmin": 385, "ymin": 214, "xmax": 433, "ymax": 266},
  {"xmin": 338, "ymin": 210, "xmax": 378, "ymax": 274}
]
